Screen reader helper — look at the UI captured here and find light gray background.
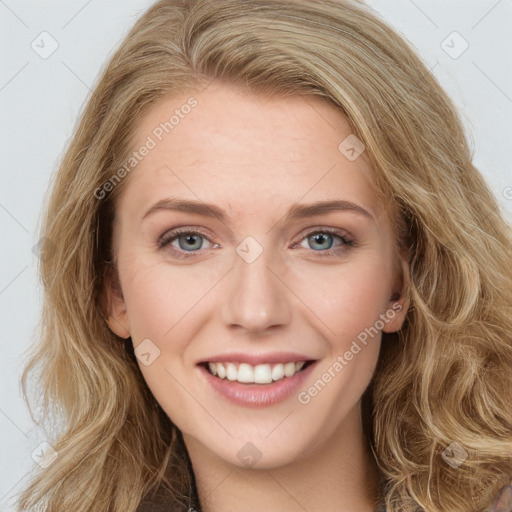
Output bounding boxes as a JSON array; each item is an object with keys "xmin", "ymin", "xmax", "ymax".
[{"xmin": 1, "ymin": 1, "xmax": 511, "ymax": 509}]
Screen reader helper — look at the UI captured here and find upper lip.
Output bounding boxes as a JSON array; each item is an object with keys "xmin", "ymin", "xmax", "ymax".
[{"xmin": 197, "ymin": 351, "xmax": 316, "ymax": 366}]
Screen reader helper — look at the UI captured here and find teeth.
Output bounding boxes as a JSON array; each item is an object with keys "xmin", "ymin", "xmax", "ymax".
[
  {"xmin": 226, "ymin": 363, "xmax": 238, "ymax": 381},
  {"xmin": 284, "ymin": 362, "xmax": 296, "ymax": 377},
  {"xmin": 254, "ymin": 364, "xmax": 272, "ymax": 384},
  {"xmin": 271, "ymin": 363, "xmax": 284, "ymax": 381},
  {"xmin": 216, "ymin": 364, "xmax": 226, "ymax": 379},
  {"xmin": 207, "ymin": 361, "xmax": 308, "ymax": 384},
  {"xmin": 238, "ymin": 363, "xmax": 254, "ymax": 383}
]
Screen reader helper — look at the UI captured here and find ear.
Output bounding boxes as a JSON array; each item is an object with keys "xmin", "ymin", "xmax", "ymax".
[
  {"xmin": 382, "ymin": 252, "xmax": 410, "ymax": 334},
  {"xmin": 101, "ymin": 264, "xmax": 131, "ymax": 339}
]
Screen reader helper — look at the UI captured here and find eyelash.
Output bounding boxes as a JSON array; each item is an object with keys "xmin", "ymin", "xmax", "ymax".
[{"xmin": 157, "ymin": 227, "xmax": 356, "ymax": 259}]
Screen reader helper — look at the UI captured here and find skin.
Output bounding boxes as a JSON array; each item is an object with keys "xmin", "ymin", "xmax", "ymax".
[{"xmin": 105, "ymin": 80, "xmax": 410, "ymax": 512}]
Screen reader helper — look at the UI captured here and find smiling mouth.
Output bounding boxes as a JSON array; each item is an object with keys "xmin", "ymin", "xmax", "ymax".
[{"xmin": 201, "ymin": 360, "xmax": 315, "ymax": 385}]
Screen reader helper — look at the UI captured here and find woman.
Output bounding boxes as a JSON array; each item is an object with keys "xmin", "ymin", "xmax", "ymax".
[{"xmin": 17, "ymin": 0, "xmax": 512, "ymax": 511}]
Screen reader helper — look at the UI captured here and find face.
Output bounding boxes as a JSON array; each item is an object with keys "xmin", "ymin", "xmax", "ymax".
[{"xmin": 105, "ymin": 81, "xmax": 409, "ymax": 470}]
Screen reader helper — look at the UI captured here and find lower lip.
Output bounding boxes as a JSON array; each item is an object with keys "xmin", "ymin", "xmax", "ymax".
[{"xmin": 198, "ymin": 362, "xmax": 317, "ymax": 408}]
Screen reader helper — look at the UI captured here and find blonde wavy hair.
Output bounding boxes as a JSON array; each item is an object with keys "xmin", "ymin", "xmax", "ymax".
[{"xmin": 17, "ymin": 0, "xmax": 512, "ymax": 511}]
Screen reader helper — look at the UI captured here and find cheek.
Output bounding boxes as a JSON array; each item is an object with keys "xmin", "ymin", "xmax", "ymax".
[
  {"xmin": 289, "ymin": 254, "xmax": 393, "ymax": 345},
  {"xmin": 120, "ymin": 258, "xmax": 225, "ymax": 343}
]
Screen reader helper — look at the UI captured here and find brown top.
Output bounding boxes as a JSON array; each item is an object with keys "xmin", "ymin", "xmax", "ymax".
[
  {"xmin": 374, "ymin": 484, "xmax": 512, "ymax": 512},
  {"xmin": 136, "ymin": 483, "xmax": 512, "ymax": 511}
]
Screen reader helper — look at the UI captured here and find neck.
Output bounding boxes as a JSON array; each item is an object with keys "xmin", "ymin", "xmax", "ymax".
[{"xmin": 184, "ymin": 403, "xmax": 381, "ymax": 512}]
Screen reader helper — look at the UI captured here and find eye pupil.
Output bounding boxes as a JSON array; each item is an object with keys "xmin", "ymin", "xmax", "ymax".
[
  {"xmin": 179, "ymin": 234, "xmax": 202, "ymax": 251},
  {"xmin": 309, "ymin": 233, "xmax": 333, "ymax": 250}
]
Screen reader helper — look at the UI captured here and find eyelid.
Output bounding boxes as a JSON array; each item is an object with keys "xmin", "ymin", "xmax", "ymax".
[
  {"xmin": 291, "ymin": 228, "xmax": 356, "ymax": 257},
  {"xmin": 157, "ymin": 225, "xmax": 214, "ymax": 245},
  {"xmin": 292, "ymin": 226, "xmax": 355, "ymax": 245},
  {"xmin": 157, "ymin": 227, "xmax": 215, "ymax": 254}
]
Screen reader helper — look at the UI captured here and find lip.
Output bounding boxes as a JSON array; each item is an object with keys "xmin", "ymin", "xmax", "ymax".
[
  {"xmin": 197, "ymin": 351, "xmax": 314, "ymax": 366},
  {"xmin": 197, "ymin": 359, "xmax": 317, "ymax": 408}
]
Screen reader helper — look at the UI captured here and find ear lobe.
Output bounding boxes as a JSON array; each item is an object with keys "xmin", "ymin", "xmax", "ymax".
[
  {"xmin": 381, "ymin": 295, "xmax": 410, "ymax": 333},
  {"xmin": 101, "ymin": 264, "xmax": 131, "ymax": 339},
  {"xmin": 382, "ymin": 255, "xmax": 410, "ymax": 334}
]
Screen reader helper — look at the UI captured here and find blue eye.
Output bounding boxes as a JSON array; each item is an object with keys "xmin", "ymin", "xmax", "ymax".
[
  {"xmin": 157, "ymin": 229, "xmax": 215, "ymax": 258},
  {"xmin": 157, "ymin": 227, "xmax": 355, "ymax": 259},
  {"xmin": 173, "ymin": 233, "xmax": 206, "ymax": 251},
  {"xmin": 304, "ymin": 232, "xmax": 344, "ymax": 250},
  {"xmin": 296, "ymin": 229, "xmax": 356, "ymax": 257}
]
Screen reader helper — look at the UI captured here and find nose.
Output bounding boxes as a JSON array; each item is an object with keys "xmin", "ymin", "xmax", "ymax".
[{"xmin": 220, "ymin": 245, "xmax": 292, "ymax": 334}]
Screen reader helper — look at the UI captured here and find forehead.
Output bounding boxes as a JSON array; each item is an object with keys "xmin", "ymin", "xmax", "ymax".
[{"xmin": 116, "ymin": 82, "xmax": 386, "ymax": 226}]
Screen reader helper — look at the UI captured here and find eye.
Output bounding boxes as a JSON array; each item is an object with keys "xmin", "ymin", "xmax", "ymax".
[
  {"xmin": 157, "ymin": 227, "xmax": 356, "ymax": 259},
  {"xmin": 157, "ymin": 228, "xmax": 217, "ymax": 259},
  {"xmin": 294, "ymin": 228, "xmax": 356, "ymax": 257}
]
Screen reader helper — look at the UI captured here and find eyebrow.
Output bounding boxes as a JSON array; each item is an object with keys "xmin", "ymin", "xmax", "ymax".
[{"xmin": 141, "ymin": 197, "xmax": 375, "ymax": 223}]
